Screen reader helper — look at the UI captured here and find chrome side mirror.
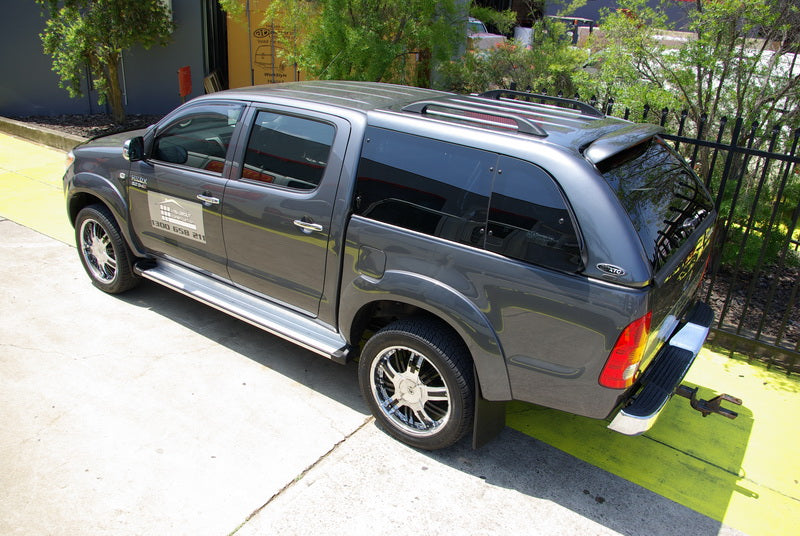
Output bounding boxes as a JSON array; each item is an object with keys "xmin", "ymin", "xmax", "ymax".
[{"xmin": 123, "ymin": 137, "xmax": 145, "ymax": 162}]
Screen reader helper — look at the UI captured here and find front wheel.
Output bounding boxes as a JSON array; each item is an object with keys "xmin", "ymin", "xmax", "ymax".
[
  {"xmin": 75, "ymin": 204, "xmax": 139, "ymax": 294},
  {"xmin": 358, "ymin": 318, "xmax": 474, "ymax": 450}
]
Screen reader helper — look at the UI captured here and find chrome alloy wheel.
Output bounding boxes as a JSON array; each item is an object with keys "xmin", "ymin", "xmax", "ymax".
[
  {"xmin": 79, "ymin": 219, "xmax": 117, "ymax": 283},
  {"xmin": 369, "ymin": 345, "xmax": 452, "ymax": 437}
]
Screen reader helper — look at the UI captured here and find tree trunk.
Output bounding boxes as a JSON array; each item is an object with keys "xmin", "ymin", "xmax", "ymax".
[{"xmin": 105, "ymin": 55, "xmax": 126, "ymax": 124}]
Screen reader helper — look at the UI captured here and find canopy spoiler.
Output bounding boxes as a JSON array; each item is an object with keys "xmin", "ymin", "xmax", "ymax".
[{"xmin": 583, "ymin": 124, "xmax": 665, "ymax": 165}]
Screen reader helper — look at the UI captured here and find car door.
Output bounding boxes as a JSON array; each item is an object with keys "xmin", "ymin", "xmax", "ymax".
[
  {"xmin": 222, "ymin": 106, "xmax": 349, "ymax": 316},
  {"xmin": 128, "ymin": 101, "xmax": 245, "ymax": 277}
]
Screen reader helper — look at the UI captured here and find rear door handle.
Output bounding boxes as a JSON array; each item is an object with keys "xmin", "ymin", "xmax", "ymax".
[{"xmin": 293, "ymin": 219, "xmax": 324, "ymax": 234}]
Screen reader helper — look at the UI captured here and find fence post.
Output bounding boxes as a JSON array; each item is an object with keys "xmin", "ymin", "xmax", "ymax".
[{"xmin": 689, "ymin": 113, "xmax": 707, "ymax": 169}]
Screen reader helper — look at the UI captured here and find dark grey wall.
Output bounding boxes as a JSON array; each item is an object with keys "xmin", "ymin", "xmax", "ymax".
[
  {"xmin": 546, "ymin": 0, "xmax": 693, "ymax": 28},
  {"xmin": 0, "ymin": 1, "xmax": 208, "ymax": 118}
]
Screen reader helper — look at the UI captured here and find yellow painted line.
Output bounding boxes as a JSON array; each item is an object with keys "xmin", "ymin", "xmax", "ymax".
[
  {"xmin": 507, "ymin": 349, "xmax": 800, "ymax": 536},
  {"xmin": 0, "ymin": 133, "xmax": 73, "ymax": 245},
  {"xmin": 3, "ymin": 131, "xmax": 799, "ymax": 533}
]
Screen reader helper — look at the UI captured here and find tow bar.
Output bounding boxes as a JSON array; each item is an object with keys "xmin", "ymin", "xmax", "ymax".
[{"xmin": 676, "ymin": 384, "xmax": 742, "ymax": 419}]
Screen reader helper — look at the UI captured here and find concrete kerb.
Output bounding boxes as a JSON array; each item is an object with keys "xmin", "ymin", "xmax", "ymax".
[{"xmin": 0, "ymin": 115, "xmax": 87, "ymax": 151}]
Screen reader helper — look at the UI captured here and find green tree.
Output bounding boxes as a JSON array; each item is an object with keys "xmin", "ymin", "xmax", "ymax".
[
  {"xmin": 578, "ymin": 0, "xmax": 800, "ymax": 273},
  {"xmin": 578, "ymin": 0, "xmax": 800, "ymax": 130},
  {"xmin": 235, "ymin": 0, "xmax": 463, "ymax": 86},
  {"xmin": 38, "ymin": 0, "xmax": 174, "ymax": 123},
  {"xmin": 469, "ymin": 4, "xmax": 517, "ymax": 35},
  {"xmin": 439, "ymin": 17, "xmax": 588, "ymax": 95}
]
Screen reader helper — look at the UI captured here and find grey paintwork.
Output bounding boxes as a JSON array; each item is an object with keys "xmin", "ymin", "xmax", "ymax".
[
  {"xmin": 583, "ymin": 124, "xmax": 666, "ymax": 164},
  {"xmin": 63, "ymin": 81, "xmax": 713, "ymax": 424}
]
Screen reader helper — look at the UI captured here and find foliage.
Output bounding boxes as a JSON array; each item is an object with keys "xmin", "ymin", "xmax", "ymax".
[
  {"xmin": 37, "ymin": 0, "xmax": 174, "ymax": 123},
  {"xmin": 573, "ymin": 1, "xmax": 800, "ymax": 273},
  {"xmin": 440, "ymin": 18, "xmax": 588, "ymax": 95},
  {"xmin": 506, "ymin": 0, "xmax": 545, "ymax": 22},
  {"xmin": 469, "ymin": 5, "xmax": 517, "ymax": 35},
  {"xmin": 578, "ymin": 0, "xmax": 800, "ymax": 131},
  {"xmin": 218, "ymin": 0, "xmax": 244, "ymax": 18},
  {"xmin": 239, "ymin": 0, "xmax": 464, "ymax": 86}
]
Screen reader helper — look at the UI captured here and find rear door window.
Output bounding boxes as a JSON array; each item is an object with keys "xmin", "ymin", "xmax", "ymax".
[
  {"xmin": 241, "ymin": 111, "xmax": 335, "ymax": 190},
  {"xmin": 354, "ymin": 127, "xmax": 495, "ymax": 248}
]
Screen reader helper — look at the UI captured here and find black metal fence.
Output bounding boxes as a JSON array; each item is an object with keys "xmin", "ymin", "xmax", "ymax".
[{"xmin": 595, "ymin": 100, "xmax": 800, "ymax": 373}]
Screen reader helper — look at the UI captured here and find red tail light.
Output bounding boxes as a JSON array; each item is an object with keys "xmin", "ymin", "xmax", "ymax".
[{"xmin": 600, "ymin": 312, "xmax": 652, "ymax": 389}]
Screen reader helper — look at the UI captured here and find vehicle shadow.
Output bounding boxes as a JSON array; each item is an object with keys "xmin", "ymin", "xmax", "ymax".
[
  {"xmin": 506, "ymin": 387, "xmax": 754, "ymax": 521},
  {"xmin": 424, "ymin": 420, "xmax": 749, "ymax": 536},
  {"xmin": 116, "ymin": 279, "xmax": 369, "ymax": 412},
  {"xmin": 431, "ymin": 391, "xmax": 754, "ymax": 536},
  {"xmin": 117, "ymin": 280, "xmax": 751, "ymax": 535}
]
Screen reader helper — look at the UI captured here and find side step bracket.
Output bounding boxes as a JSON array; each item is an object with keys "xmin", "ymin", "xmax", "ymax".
[{"xmin": 676, "ymin": 385, "xmax": 741, "ymax": 419}]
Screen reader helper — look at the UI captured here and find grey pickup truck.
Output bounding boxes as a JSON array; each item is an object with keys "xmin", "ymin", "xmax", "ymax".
[{"xmin": 64, "ymin": 81, "xmax": 739, "ymax": 450}]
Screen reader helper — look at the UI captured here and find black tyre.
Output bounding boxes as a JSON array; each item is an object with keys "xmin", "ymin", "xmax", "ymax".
[
  {"xmin": 75, "ymin": 204, "xmax": 139, "ymax": 294},
  {"xmin": 358, "ymin": 318, "xmax": 474, "ymax": 450}
]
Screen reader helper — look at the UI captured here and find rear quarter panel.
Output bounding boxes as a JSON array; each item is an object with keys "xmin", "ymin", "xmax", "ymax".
[{"xmin": 341, "ymin": 217, "xmax": 649, "ymax": 417}]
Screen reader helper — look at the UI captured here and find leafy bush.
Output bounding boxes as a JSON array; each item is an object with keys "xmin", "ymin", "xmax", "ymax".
[{"xmin": 439, "ymin": 19, "xmax": 587, "ymax": 95}]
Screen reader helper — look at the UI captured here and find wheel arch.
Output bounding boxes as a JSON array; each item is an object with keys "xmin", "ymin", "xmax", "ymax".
[
  {"xmin": 67, "ymin": 172, "xmax": 146, "ymax": 257},
  {"xmin": 340, "ymin": 271, "xmax": 512, "ymax": 401}
]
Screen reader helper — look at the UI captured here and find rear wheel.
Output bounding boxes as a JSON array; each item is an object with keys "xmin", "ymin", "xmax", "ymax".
[
  {"xmin": 75, "ymin": 204, "xmax": 139, "ymax": 294},
  {"xmin": 358, "ymin": 318, "xmax": 474, "ymax": 450}
]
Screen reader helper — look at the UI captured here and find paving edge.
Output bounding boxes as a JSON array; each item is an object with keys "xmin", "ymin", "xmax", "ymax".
[{"xmin": 0, "ymin": 116, "xmax": 87, "ymax": 151}]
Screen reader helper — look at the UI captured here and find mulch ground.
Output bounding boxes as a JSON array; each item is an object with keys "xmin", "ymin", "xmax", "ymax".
[{"xmin": 11, "ymin": 113, "xmax": 164, "ymax": 139}]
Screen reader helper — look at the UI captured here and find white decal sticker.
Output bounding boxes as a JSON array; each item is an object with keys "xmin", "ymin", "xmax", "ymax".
[
  {"xmin": 147, "ymin": 192, "xmax": 207, "ymax": 243},
  {"xmin": 129, "ymin": 174, "xmax": 148, "ymax": 189}
]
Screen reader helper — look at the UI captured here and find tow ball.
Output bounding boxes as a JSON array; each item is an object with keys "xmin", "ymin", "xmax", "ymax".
[{"xmin": 676, "ymin": 384, "xmax": 742, "ymax": 419}]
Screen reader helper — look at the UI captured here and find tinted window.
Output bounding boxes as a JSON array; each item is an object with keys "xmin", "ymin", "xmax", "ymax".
[
  {"xmin": 487, "ymin": 157, "xmax": 582, "ymax": 272},
  {"xmin": 354, "ymin": 127, "xmax": 494, "ymax": 247},
  {"xmin": 241, "ymin": 111, "xmax": 335, "ymax": 190},
  {"xmin": 153, "ymin": 103, "xmax": 244, "ymax": 174},
  {"xmin": 600, "ymin": 138, "xmax": 714, "ymax": 270}
]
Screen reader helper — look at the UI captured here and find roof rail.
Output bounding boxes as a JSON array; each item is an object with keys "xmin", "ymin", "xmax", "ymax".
[
  {"xmin": 402, "ymin": 100, "xmax": 548, "ymax": 137},
  {"xmin": 478, "ymin": 89, "xmax": 604, "ymax": 118}
]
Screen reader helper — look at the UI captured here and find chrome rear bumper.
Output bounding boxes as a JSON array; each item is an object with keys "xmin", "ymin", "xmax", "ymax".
[{"xmin": 608, "ymin": 302, "xmax": 712, "ymax": 435}]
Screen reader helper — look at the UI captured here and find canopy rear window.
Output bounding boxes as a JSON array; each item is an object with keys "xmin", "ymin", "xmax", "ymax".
[{"xmin": 599, "ymin": 137, "xmax": 714, "ymax": 271}]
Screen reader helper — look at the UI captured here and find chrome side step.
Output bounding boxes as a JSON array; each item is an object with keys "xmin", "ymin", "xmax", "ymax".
[{"xmin": 134, "ymin": 260, "xmax": 350, "ymax": 363}]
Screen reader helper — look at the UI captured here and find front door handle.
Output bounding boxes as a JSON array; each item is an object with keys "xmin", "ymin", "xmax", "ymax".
[
  {"xmin": 196, "ymin": 193, "xmax": 220, "ymax": 206},
  {"xmin": 293, "ymin": 219, "xmax": 324, "ymax": 234}
]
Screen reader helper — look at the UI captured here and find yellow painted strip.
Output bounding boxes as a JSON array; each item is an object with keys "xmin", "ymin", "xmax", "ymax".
[
  {"xmin": 0, "ymin": 133, "xmax": 73, "ymax": 245},
  {"xmin": 507, "ymin": 349, "xmax": 800, "ymax": 536}
]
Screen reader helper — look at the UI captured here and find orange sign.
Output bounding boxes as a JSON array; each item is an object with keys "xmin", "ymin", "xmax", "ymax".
[
  {"xmin": 178, "ymin": 66, "xmax": 192, "ymax": 97},
  {"xmin": 226, "ymin": 0, "xmax": 303, "ymax": 88}
]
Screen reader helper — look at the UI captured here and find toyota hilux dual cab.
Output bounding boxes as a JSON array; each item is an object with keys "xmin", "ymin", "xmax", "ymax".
[{"xmin": 63, "ymin": 81, "xmax": 739, "ymax": 450}]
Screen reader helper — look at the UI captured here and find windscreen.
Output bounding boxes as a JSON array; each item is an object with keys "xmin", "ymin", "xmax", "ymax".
[{"xmin": 599, "ymin": 137, "xmax": 714, "ymax": 271}]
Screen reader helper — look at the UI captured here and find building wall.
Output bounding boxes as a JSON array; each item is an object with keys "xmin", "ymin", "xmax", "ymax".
[
  {"xmin": 544, "ymin": 0, "xmax": 693, "ymax": 28},
  {"xmin": 0, "ymin": 1, "xmax": 209, "ymax": 118}
]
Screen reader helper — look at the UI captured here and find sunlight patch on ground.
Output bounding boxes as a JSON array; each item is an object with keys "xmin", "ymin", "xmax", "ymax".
[{"xmin": 0, "ymin": 133, "xmax": 73, "ymax": 245}]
